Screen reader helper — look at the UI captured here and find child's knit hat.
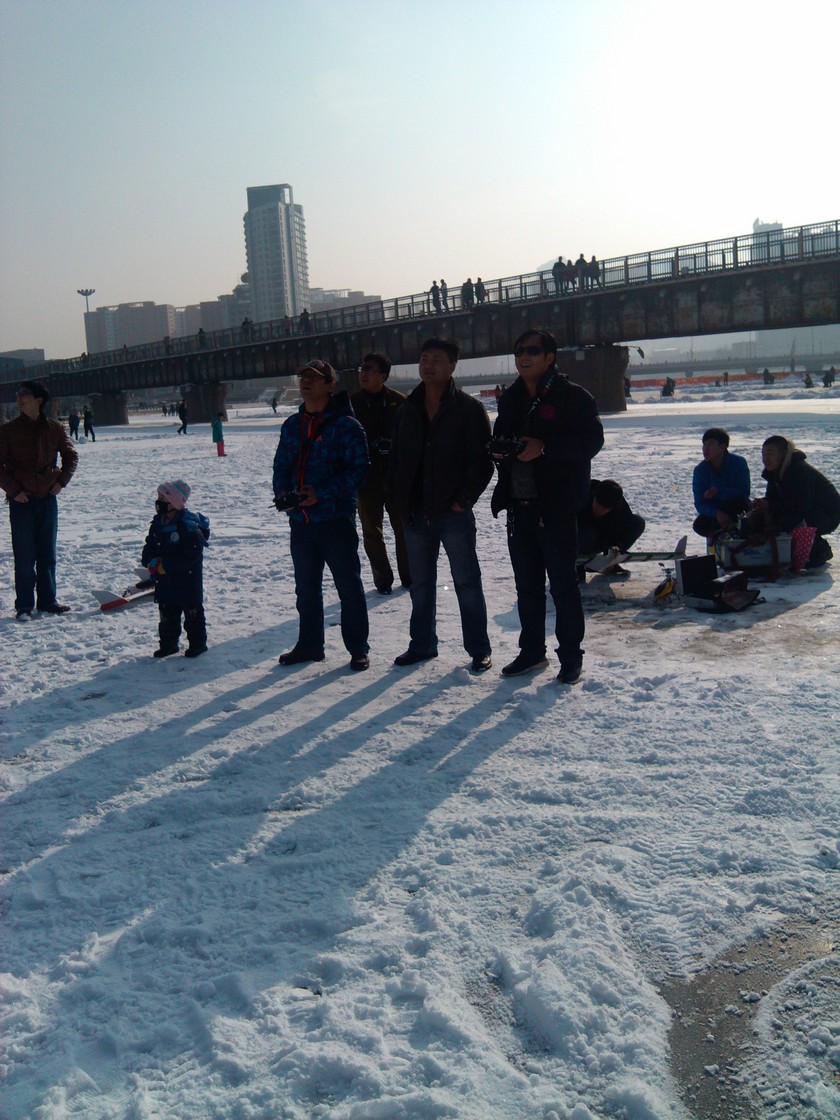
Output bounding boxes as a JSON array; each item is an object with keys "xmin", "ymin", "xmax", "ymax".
[{"xmin": 158, "ymin": 480, "xmax": 191, "ymax": 510}]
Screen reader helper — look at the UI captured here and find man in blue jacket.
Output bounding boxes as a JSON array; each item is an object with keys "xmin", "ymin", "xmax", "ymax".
[
  {"xmin": 273, "ymin": 359, "xmax": 370, "ymax": 671},
  {"xmin": 490, "ymin": 329, "xmax": 604, "ymax": 683},
  {"xmin": 692, "ymin": 428, "xmax": 751, "ymax": 538}
]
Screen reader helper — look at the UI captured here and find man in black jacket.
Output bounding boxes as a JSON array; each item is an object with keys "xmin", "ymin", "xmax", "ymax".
[
  {"xmin": 351, "ymin": 352, "xmax": 410, "ymax": 594},
  {"xmin": 577, "ymin": 479, "xmax": 646, "ymax": 580},
  {"xmin": 389, "ymin": 338, "xmax": 493, "ymax": 671},
  {"xmin": 490, "ymin": 328, "xmax": 604, "ymax": 683}
]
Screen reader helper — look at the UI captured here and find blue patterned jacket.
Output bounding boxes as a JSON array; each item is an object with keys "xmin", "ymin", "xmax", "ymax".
[{"xmin": 272, "ymin": 391, "xmax": 369, "ymax": 523}]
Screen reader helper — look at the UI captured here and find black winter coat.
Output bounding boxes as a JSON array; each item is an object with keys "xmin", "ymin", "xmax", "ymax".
[
  {"xmin": 491, "ymin": 368, "xmax": 604, "ymax": 517},
  {"xmin": 141, "ymin": 509, "xmax": 210, "ymax": 608},
  {"xmin": 350, "ymin": 385, "xmax": 406, "ymax": 492},
  {"xmin": 763, "ymin": 450, "xmax": 840, "ymax": 534},
  {"xmin": 389, "ymin": 379, "xmax": 493, "ymax": 521},
  {"xmin": 578, "ymin": 480, "xmax": 639, "ymax": 549}
]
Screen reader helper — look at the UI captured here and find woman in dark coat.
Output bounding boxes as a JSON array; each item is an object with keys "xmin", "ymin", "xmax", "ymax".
[{"xmin": 757, "ymin": 435, "xmax": 840, "ymax": 567}]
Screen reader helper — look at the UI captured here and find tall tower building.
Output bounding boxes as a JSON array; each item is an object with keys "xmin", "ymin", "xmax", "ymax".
[{"xmin": 244, "ymin": 184, "xmax": 310, "ymax": 323}]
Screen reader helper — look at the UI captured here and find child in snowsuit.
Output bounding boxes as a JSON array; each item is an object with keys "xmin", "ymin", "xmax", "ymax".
[
  {"xmin": 211, "ymin": 412, "xmax": 226, "ymax": 457},
  {"xmin": 141, "ymin": 479, "xmax": 210, "ymax": 658}
]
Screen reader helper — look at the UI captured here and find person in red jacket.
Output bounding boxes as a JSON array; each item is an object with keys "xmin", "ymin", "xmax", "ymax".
[{"xmin": 0, "ymin": 381, "xmax": 78, "ymax": 620}]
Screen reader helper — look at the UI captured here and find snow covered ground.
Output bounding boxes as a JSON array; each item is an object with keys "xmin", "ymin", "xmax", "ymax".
[{"xmin": 2, "ymin": 388, "xmax": 839, "ymax": 1120}]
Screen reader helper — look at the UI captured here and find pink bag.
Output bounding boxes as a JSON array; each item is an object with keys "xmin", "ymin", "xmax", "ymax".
[{"xmin": 790, "ymin": 525, "xmax": 817, "ymax": 571}]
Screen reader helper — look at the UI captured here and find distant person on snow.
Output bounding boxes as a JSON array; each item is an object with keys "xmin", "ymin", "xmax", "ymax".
[
  {"xmin": 211, "ymin": 412, "xmax": 227, "ymax": 457},
  {"xmin": 141, "ymin": 480, "xmax": 210, "ymax": 658},
  {"xmin": 176, "ymin": 399, "xmax": 188, "ymax": 434},
  {"xmin": 83, "ymin": 405, "xmax": 95, "ymax": 441},
  {"xmin": 692, "ymin": 427, "xmax": 751, "ymax": 539}
]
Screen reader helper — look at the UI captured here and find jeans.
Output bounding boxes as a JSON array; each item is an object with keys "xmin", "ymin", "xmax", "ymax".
[
  {"xmin": 507, "ymin": 502, "xmax": 584, "ymax": 663},
  {"xmin": 357, "ymin": 485, "xmax": 411, "ymax": 590},
  {"xmin": 289, "ymin": 517, "xmax": 369, "ymax": 655},
  {"xmin": 403, "ymin": 508, "xmax": 490, "ymax": 657},
  {"xmin": 9, "ymin": 495, "xmax": 59, "ymax": 613}
]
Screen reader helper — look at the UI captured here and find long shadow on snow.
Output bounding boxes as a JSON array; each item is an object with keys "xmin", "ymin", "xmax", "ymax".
[
  {"xmin": 2, "ymin": 673, "xmax": 549, "ymax": 1111},
  {"xmin": 0, "ymin": 605, "xmax": 331, "ymax": 751},
  {"xmin": 0, "ymin": 640, "xmax": 423, "ymax": 876}
]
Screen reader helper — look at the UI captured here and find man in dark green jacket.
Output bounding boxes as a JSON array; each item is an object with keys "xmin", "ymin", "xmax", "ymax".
[{"xmin": 351, "ymin": 352, "xmax": 410, "ymax": 594}]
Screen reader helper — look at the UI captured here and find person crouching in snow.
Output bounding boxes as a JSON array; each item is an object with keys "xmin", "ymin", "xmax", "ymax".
[
  {"xmin": 211, "ymin": 412, "xmax": 227, "ymax": 457},
  {"xmin": 142, "ymin": 480, "xmax": 210, "ymax": 658}
]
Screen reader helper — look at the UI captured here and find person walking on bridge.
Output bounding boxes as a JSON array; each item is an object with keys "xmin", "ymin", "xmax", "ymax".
[
  {"xmin": 439, "ymin": 279, "xmax": 449, "ymax": 312},
  {"xmin": 430, "ymin": 280, "xmax": 441, "ymax": 314},
  {"xmin": 551, "ymin": 257, "xmax": 565, "ymax": 294}
]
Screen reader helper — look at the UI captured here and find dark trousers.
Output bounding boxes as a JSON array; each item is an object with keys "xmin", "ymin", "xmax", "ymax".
[
  {"xmin": 508, "ymin": 502, "xmax": 584, "ymax": 663},
  {"xmin": 9, "ymin": 495, "xmax": 58, "ymax": 613},
  {"xmin": 158, "ymin": 603, "xmax": 206, "ymax": 651},
  {"xmin": 693, "ymin": 498, "xmax": 749, "ymax": 538},
  {"xmin": 578, "ymin": 514, "xmax": 646, "ymax": 555},
  {"xmin": 403, "ymin": 508, "xmax": 490, "ymax": 658},
  {"xmin": 289, "ymin": 518, "xmax": 369, "ymax": 655},
  {"xmin": 357, "ymin": 486, "xmax": 411, "ymax": 590}
]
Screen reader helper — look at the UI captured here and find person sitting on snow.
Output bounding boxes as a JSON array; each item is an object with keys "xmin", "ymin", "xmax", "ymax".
[
  {"xmin": 748, "ymin": 436, "xmax": 840, "ymax": 569},
  {"xmin": 692, "ymin": 427, "xmax": 751, "ymax": 539},
  {"xmin": 577, "ymin": 479, "xmax": 646, "ymax": 581}
]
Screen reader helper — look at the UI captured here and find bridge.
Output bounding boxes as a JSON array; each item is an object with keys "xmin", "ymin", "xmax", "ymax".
[{"xmin": 3, "ymin": 219, "xmax": 838, "ymax": 421}]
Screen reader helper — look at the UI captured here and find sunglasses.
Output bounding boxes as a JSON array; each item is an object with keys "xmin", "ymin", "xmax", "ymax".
[{"xmin": 514, "ymin": 345, "xmax": 545, "ymax": 357}]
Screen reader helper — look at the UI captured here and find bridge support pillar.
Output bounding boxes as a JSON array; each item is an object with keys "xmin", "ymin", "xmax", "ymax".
[
  {"xmin": 183, "ymin": 383, "xmax": 229, "ymax": 424},
  {"xmin": 90, "ymin": 390, "xmax": 130, "ymax": 426},
  {"xmin": 557, "ymin": 346, "xmax": 628, "ymax": 413}
]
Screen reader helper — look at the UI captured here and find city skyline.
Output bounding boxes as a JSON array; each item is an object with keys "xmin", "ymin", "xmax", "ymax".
[{"xmin": 1, "ymin": 0, "xmax": 838, "ymax": 359}]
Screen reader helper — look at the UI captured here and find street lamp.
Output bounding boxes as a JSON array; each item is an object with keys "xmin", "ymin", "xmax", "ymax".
[{"xmin": 77, "ymin": 288, "xmax": 95, "ymax": 313}]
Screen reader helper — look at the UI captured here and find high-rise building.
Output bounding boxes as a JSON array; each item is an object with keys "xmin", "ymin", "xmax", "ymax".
[
  {"xmin": 244, "ymin": 184, "xmax": 309, "ymax": 323},
  {"xmin": 83, "ymin": 302, "xmax": 176, "ymax": 354}
]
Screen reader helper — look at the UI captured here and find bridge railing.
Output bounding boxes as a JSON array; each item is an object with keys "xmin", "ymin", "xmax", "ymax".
[{"xmin": 8, "ymin": 220, "xmax": 839, "ymax": 386}]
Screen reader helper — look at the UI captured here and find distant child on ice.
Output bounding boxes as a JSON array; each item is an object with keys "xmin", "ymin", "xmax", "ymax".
[
  {"xmin": 211, "ymin": 412, "xmax": 227, "ymax": 457},
  {"xmin": 141, "ymin": 480, "xmax": 210, "ymax": 658}
]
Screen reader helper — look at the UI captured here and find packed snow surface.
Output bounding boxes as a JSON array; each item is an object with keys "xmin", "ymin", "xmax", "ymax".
[{"xmin": 2, "ymin": 387, "xmax": 839, "ymax": 1119}]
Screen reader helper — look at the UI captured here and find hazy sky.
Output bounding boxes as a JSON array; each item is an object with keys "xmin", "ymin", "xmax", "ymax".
[{"xmin": 1, "ymin": 0, "xmax": 837, "ymax": 358}]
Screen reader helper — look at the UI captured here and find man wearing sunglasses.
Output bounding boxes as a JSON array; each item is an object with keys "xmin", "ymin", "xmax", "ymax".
[
  {"xmin": 490, "ymin": 329, "xmax": 604, "ymax": 683},
  {"xmin": 272, "ymin": 360, "xmax": 371, "ymax": 671},
  {"xmin": 0, "ymin": 381, "xmax": 78, "ymax": 620}
]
